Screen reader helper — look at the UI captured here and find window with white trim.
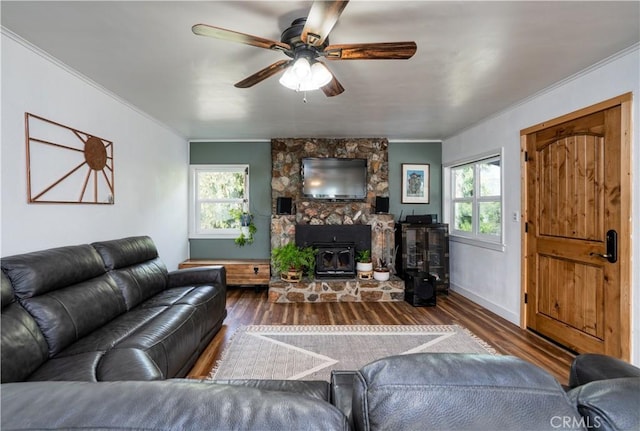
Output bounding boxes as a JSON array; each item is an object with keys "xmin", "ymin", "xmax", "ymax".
[
  {"xmin": 189, "ymin": 164, "xmax": 249, "ymax": 239},
  {"xmin": 449, "ymin": 155, "xmax": 502, "ymax": 244}
]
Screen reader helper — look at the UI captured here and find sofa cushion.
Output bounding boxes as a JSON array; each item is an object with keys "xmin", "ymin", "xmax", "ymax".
[
  {"xmin": 92, "ymin": 236, "xmax": 168, "ymax": 309},
  {"xmin": 26, "ymin": 300, "xmax": 208, "ymax": 381},
  {"xmin": 20, "ymin": 275, "xmax": 126, "ymax": 357},
  {"xmin": 112, "ymin": 304, "xmax": 199, "ymax": 378},
  {"xmin": 2, "ymin": 245, "xmax": 126, "ymax": 357},
  {"xmin": 141, "ymin": 285, "xmax": 226, "ymax": 343},
  {"xmin": 1, "ymin": 244, "xmax": 106, "ymax": 298},
  {"xmin": 351, "ymin": 353, "xmax": 583, "ymax": 431},
  {"xmin": 54, "ymin": 307, "xmax": 166, "ymax": 356},
  {"xmin": 1, "ymin": 272, "xmax": 49, "ymax": 382},
  {"xmin": 27, "ymin": 351, "xmax": 105, "ymax": 381},
  {"xmin": 92, "ymin": 236, "xmax": 159, "ymax": 270}
]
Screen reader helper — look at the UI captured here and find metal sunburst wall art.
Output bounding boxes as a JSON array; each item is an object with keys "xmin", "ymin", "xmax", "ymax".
[{"xmin": 25, "ymin": 113, "xmax": 114, "ymax": 204}]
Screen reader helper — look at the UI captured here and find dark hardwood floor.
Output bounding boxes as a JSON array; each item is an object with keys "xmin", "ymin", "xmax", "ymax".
[{"xmin": 188, "ymin": 287, "xmax": 576, "ymax": 385}]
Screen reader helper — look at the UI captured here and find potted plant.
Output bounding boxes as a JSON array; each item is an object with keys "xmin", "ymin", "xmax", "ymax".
[
  {"xmin": 355, "ymin": 249, "xmax": 373, "ymax": 279},
  {"xmin": 230, "ymin": 206, "xmax": 256, "ymax": 247},
  {"xmin": 373, "ymin": 257, "xmax": 390, "ymax": 281},
  {"xmin": 271, "ymin": 242, "xmax": 316, "ymax": 282}
]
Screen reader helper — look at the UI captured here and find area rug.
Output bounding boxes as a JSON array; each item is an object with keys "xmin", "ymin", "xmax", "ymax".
[{"xmin": 209, "ymin": 325, "xmax": 496, "ymax": 381}]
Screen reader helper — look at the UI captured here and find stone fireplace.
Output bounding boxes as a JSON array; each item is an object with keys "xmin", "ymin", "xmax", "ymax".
[{"xmin": 268, "ymin": 138, "xmax": 404, "ymax": 303}]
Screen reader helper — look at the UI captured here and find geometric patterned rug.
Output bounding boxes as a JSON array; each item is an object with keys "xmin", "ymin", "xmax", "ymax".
[{"xmin": 209, "ymin": 325, "xmax": 496, "ymax": 381}]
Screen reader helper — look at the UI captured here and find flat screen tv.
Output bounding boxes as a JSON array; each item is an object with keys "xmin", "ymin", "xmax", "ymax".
[{"xmin": 302, "ymin": 157, "xmax": 368, "ymax": 200}]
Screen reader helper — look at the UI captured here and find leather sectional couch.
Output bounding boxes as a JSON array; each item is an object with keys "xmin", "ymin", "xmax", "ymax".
[
  {"xmin": 1, "ymin": 236, "xmax": 226, "ymax": 382},
  {"xmin": 2, "ymin": 237, "xmax": 638, "ymax": 430},
  {"xmin": 1, "ymin": 352, "xmax": 638, "ymax": 430}
]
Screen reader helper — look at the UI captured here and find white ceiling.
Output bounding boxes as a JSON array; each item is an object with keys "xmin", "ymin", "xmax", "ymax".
[{"xmin": 2, "ymin": 1, "xmax": 639, "ymax": 141}]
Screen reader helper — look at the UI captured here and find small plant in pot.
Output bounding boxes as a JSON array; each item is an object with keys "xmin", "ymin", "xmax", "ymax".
[
  {"xmin": 356, "ymin": 249, "xmax": 373, "ymax": 278},
  {"xmin": 230, "ymin": 207, "xmax": 257, "ymax": 247},
  {"xmin": 271, "ymin": 242, "xmax": 317, "ymax": 283},
  {"xmin": 373, "ymin": 257, "xmax": 391, "ymax": 281}
]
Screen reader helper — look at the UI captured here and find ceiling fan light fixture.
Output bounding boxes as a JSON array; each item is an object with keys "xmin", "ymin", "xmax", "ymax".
[
  {"xmin": 310, "ymin": 62, "xmax": 332, "ymax": 87},
  {"xmin": 278, "ymin": 67, "xmax": 300, "ymax": 90},
  {"xmin": 292, "ymin": 57, "xmax": 311, "ymax": 78},
  {"xmin": 279, "ymin": 59, "xmax": 331, "ymax": 92}
]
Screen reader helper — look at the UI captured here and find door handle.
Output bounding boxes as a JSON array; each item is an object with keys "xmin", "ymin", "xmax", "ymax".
[{"xmin": 590, "ymin": 230, "xmax": 617, "ymax": 263}]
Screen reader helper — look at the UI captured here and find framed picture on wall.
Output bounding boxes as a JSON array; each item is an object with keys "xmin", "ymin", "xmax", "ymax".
[{"xmin": 401, "ymin": 163, "xmax": 430, "ymax": 204}]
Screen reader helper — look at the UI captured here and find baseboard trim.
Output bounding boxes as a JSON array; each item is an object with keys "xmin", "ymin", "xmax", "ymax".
[{"xmin": 450, "ymin": 283, "xmax": 519, "ymax": 325}]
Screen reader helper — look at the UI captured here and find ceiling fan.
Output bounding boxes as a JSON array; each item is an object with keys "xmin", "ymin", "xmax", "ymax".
[{"xmin": 192, "ymin": 0, "xmax": 417, "ymax": 97}]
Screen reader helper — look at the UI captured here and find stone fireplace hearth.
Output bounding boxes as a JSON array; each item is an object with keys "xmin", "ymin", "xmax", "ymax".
[{"xmin": 268, "ymin": 277, "xmax": 405, "ymax": 303}]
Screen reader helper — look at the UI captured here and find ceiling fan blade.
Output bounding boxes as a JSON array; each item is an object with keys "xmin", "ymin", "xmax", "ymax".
[
  {"xmin": 192, "ymin": 23, "xmax": 291, "ymax": 53},
  {"xmin": 301, "ymin": 0, "xmax": 349, "ymax": 46},
  {"xmin": 234, "ymin": 60, "xmax": 292, "ymax": 88},
  {"xmin": 321, "ymin": 74, "xmax": 345, "ymax": 97},
  {"xmin": 324, "ymin": 42, "xmax": 417, "ymax": 60}
]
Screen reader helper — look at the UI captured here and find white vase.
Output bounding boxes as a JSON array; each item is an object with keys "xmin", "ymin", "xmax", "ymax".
[
  {"xmin": 373, "ymin": 270, "xmax": 390, "ymax": 281},
  {"xmin": 356, "ymin": 262, "xmax": 373, "ymax": 272}
]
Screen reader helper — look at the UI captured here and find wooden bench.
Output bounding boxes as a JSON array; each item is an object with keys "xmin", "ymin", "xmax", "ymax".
[{"xmin": 178, "ymin": 259, "xmax": 270, "ymax": 289}]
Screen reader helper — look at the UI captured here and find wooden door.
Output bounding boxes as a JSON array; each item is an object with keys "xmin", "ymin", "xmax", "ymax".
[{"xmin": 521, "ymin": 94, "xmax": 632, "ymax": 359}]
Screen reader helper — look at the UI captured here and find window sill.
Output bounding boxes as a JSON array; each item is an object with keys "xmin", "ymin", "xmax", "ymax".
[
  {"xmin": 189, "ymin": 231, "xmax": 240, "ymax": 240},
  {"xmin": 449, "ymin": 235, "xmax": 505, "ymax": 252}
]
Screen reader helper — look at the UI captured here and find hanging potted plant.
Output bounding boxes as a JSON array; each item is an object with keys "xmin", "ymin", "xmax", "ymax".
[
  {"xmin": 230, "ymin": 205, "xmax": 256, "ymax": 247},
  {"xmin": 373, "ymin": 257, "xmax": 390, "ymax": 281},
  {"xmin": 356, "ymin": 249, "xmax": 373, "ymax": 279},
  {"xmin": 271, "ymin": 242, "xmax": 316, "ymax": 282}
]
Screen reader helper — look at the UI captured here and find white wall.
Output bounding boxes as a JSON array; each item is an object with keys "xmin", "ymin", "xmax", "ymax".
[
  {"xmin": 442, "ymin": 45, "xmax": 640, "ymax": 365},
  {"xmin": 1, "ymin": 31, "xmax": 189, "ymax": 270}
]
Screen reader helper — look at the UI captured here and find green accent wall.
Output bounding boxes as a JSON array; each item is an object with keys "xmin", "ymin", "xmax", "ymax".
[
  {"xmin": 388, "ymin": 141, "xmax": 442, "ymax": 223},
  {"xmin": 189, "ymin": 141, "xmax": 272, "ymax": 259},
  {"xmin": 189, "ymin": 140, "xmax": 442, "ymax": 259}
]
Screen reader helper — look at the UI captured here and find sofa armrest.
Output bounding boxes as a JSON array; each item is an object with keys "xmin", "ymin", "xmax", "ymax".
[
  {"xmin": 569, "ymin": 354, "xmax": 640, "ymax": 389},
  {"xmin": 567, "ymin": 377, "xmax": 640, "ymax": 431},
  {"xmin": 167, "ymin": 266, "xmax": 226, "ymax": 289}
]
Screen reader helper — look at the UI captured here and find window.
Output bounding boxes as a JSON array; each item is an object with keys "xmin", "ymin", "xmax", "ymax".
[
  {"xmin": 189, "ymin": 164, "xmax": 249, "ymax": 239},
  {"xmin": 448, "ymin": 154, "xmax": 502, "ymax": 246}
]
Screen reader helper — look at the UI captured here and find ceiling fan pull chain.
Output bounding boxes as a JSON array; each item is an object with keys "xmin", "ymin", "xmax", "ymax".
[{"xmin": 303, "ymin": 91, "xmax": 308, "ymax": 103}]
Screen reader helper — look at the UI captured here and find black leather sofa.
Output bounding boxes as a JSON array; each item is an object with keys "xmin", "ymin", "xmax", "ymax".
[
  {"xmin": 1, "ymin": 236, "xmax": 226, "ymax": 382},
  {"xmin": 2, "ymin": 237, "xmax": 638, "ymax": 430},
  {"xmin": 2, "ymin": 352, "xmax": 638, "ymax": 430}
]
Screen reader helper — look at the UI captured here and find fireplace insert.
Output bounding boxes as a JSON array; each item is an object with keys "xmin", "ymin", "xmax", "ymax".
[
  {"xmin": 315, "ymin": 242, "xmax": 355, "ymax": 278},
  {"xmin": 295, "ymin": 224, "xmax": 371, "ymax": 279}
]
